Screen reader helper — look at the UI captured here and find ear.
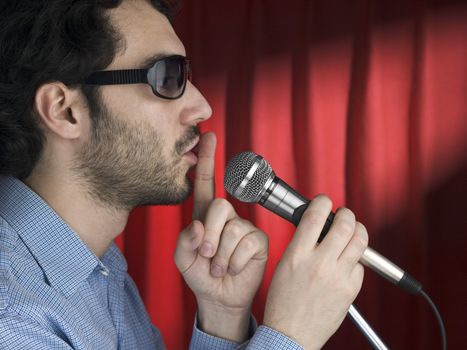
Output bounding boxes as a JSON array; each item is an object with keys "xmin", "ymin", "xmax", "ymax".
[{"xmin": 34, "ymin": 82, "xmax": 88, "ymax": 140}]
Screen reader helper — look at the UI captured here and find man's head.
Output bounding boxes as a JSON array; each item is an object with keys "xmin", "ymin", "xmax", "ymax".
[{"xmin": 0, "ymin": 0, "xmax": 212, "ymax": 210}]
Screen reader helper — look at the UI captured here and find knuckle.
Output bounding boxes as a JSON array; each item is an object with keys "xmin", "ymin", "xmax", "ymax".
[
  {"xmin": 314, "ymin": 194, "xmax": 333, "ymax": 207},
  {"xmin": 354, "ymin": 238, "xmax": 366, "ymax": 254},
  {"xmin": 336, "ymin": 207, "xmax": 356, "ymax": 221},
  {"xmin": 302, "ymin": 195, "xmax": 333, "ymax": 225},
  {"xmin": 355, "ymin": 222, "xmax": 369, "ymax": 246},
  {"xmin": 237, "ymin": 217, "xmax": 254, "ymax": 229},
  {"xmin": 301, "ymin": 208, "xmax": 328, "ymax": 226},
  {"xmin": 225, "ymin": 220, "xmax": 244, "ymax": 240},
  {"xmin": 282, "ymin": 248, "xmax": 306, "ymax": 270},
  {"xmin": 202, "ymin": 225, "xmax": 218, "ymax": 240},
  {"xmin": 336, "ymin": 219, "xmax": 355, "ymax": 238},
  {"xmin": 209, "ymin": 198, "xmax": 236, "ymax": 218},
  {"xmin": 197, "ymin": 171, "xmax": 214, "ymax": 182},
  {"xmin": 228, "ymin": 261, "xmax": 241, "ymax": 275},
  {"xmin": 211, "ymin": 198, "xmax": 230, "ymax": 210},
  {"xmin": 241, "ymin": 234, "xmax": 257, "ymax": 251}
]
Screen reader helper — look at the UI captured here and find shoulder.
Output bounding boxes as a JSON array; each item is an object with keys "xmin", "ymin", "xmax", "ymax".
[
  {"xmin": 0, "ymin": 217, "xmax": 42, "ymax": 313},
  {"xmin": 0, "ymin": 217, "xmax": 20, "ymax": 253},
  {"xmin": 0, "ymin": 218, "xmax": 19, "ymax": 312}
]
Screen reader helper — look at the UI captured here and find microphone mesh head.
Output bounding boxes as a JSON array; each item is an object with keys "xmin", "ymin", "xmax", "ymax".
[{"xmin": 224, "ymin": 151, "xmax": 273, "ymax": 203}]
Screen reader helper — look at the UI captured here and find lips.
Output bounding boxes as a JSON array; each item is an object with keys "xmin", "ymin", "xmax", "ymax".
[{"xmin": 183, "ymin": 136, "xmax": 200, "ymax": 155}]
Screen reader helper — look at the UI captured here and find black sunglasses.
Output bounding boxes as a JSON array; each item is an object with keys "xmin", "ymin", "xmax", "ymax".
[{"xmin": 83, "ymin": 55, "xmax": 191, "ymax": 100}]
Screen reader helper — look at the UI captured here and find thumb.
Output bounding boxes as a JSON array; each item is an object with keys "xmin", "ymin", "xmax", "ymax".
[{"xmin": 174, "ymin": 220, "xmax": 204, "ymax": 274}]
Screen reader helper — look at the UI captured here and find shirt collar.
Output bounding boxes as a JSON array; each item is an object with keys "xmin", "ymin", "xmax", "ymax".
[
  {"xmin": 102, "ymin": 241, "xmax": 128, "ymax": 273},
  {"xmin": 0, "ymin": 176, "xmax": 126, "ymax": 297}
]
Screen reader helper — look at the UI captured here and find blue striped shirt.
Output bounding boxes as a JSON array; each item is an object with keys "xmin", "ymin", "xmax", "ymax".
[{"xmin": 0, "ymin": 177, "xmax": 303, "ymax": 349}]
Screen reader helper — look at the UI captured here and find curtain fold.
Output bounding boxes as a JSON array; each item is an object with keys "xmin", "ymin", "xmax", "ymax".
[{"xmin": 121, "ymin": 1, "xmax": 467, "ymax": 348}]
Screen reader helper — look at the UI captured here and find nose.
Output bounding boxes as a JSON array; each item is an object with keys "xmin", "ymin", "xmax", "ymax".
[{"xmin": 179, "ymin": 81, "xmax": 213, "ymax": 125}]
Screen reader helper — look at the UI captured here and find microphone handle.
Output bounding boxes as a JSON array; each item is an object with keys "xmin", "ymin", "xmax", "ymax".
[{"xmin": 291, "ymin": 202, "xmax": 422, "ymax": 295}]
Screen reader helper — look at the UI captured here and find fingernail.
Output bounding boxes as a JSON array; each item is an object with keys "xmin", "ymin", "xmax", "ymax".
[
  {"xmin": 211, "ymin": 263, "xmax": 224, "ymax": 277},
  {"xmin": 227, "ymin": 266, "xmax": 237, "ymax": 276},
  {"xmin": 200, "ymin": 242, "xmax": 214, "ymax": 257}
]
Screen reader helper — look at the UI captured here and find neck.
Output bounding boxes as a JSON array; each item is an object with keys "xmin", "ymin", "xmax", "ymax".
[{"xmin": 24, "ymin": 170, "xmax": 129, "ymax": 258}]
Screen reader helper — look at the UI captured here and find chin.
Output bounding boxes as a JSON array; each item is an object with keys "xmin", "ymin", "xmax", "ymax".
[
  {"xmin": 177, "ymin": 176, "xmax": 193, "ymax": 202},
  {"xmin": 151, "ymin": 176, "xmax": 193, "ymax": 206},
  {"xmin": 177, "ymin": 176, "xmax": 194, "ymax": 202}
]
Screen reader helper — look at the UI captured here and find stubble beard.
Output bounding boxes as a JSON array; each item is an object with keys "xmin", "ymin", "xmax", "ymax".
[{"xmin": 73, "ymin": 102, "xmax": 200, "ymax": 211}]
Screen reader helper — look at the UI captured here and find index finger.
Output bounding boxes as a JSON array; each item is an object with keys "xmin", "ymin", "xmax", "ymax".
[{"xmin": 192, "ymin": 132, "xmax": 217, "ymax": 221}]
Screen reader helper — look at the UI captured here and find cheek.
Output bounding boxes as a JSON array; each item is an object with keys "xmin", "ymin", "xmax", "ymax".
[
  {"xmin": 100, "ymin": 84, "xmax": 160, "ymax": 121},
  {"xmin": 145, "ymin": 111, "xmax": 182, "ymax": 155},
  {"xmin": 100, "ymin": 87, "xmax": 181, "ymax": 151}
]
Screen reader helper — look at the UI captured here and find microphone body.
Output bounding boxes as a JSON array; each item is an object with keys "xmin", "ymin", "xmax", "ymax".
[{"xmin": 226, "ymin": 152, "xmax": 422, "ymax": 295}]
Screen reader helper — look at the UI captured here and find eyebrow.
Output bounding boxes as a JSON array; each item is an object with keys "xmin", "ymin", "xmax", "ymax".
[{"xmin": 139, "ymin": 52, "xmax": 185, "ymax": 68}]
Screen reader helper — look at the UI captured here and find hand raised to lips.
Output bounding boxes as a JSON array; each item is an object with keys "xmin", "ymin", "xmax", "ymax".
[{"xmin": 174, "ymin": 132, "xmax": 269, "ymax": 343}]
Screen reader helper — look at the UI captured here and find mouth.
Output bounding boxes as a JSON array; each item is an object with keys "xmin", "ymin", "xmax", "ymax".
[
  {"xmin": 183, "ymin": 136, "xmax": 200, "ymax": 154},
  {"xmin": 182, "ymin": 136, "xmax": 200, "ymax": 164}
]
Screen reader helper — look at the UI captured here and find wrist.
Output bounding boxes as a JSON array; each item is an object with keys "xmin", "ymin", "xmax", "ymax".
[{"xmin": 197, "ymin": 299, "xmax": 251, "ymax": 343}]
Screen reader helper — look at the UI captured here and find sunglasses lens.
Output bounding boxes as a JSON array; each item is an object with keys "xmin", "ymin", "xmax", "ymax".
[{"xmin": 147, "ymin": 56, "xmax": 188, "ymax": 99}]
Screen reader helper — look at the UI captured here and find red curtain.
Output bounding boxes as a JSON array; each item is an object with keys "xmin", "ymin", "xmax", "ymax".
[{"xmin": 119, "ymin": 0, "xmax": 467, "ymax": 348}]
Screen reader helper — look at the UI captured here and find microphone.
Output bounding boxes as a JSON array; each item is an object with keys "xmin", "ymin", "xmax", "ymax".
[{"xmin": 224, "ymin": 151, "xmax": 422, "ymax": 295}]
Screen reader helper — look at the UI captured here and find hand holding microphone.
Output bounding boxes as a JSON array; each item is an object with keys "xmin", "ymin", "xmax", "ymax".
[
  {"xmin": 264, "ymin": 195, "xmax": 368, "ymax": 349},
  {"xmin": 224, "ymin": 152, "xmax": 422, "ymax": 294},
  {"xmin": 224, "ymin": 152, "xmax": 446, "ymax": 350},
  {"xmin": 225, "ymin": 153, "xmax": 371, "ymax": 348}
]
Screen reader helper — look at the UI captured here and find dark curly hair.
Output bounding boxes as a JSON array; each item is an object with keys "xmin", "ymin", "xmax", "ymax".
[{"xmin": 0, "ymin": 0, "xmax": 178, "ymax": 180}]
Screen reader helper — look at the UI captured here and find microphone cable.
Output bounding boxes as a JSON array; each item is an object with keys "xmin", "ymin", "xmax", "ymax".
[{"xmin": 419, "ymin": 289, "xmax": 447, "ymax": 350}]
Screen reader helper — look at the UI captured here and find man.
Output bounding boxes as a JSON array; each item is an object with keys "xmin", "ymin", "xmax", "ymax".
[{"xmin": 0, "ymin": 1, "xmax": 368, "ymax": 349}]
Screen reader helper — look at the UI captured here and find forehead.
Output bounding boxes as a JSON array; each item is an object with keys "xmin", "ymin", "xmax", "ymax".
[{"xmin": 108, "ymin": 0, "xmax": 185, "ymax": 69}]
